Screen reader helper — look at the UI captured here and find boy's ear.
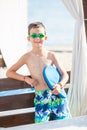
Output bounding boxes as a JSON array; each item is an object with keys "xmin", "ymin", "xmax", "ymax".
[
  {"xmin": 45, "ymin": 36, "xmax": 48, "ymax": 40},
  {"xmin": 27, "ymin": 36, "xmax": 30, "ymax": 41}
]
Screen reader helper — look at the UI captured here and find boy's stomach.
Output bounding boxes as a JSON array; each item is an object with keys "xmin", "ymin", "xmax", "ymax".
[{"xmin": 32, "ymin": 77, "xmax": 49, "ymax": 91}]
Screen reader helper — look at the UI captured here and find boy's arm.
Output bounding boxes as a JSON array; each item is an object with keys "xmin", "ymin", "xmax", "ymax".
[
  {"xmin": 6, "ymin": 55, "xmax": 27, "ymax": 82},
  {"xmin": 51, "ymin": 52, "xmax": 69, "ymax": 87},
  {"xmin": 6, "ymin": 54, "xmax": 38, "ymax": 86},
  {"xmin": 50, "ymin": 52, "xmax": 69, "ymax": 95}
]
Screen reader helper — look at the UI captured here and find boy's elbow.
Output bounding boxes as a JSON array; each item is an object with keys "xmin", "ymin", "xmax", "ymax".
[
  {"xmin": 6, "ymin": 70, "xmax": 10, "ymax": 77},
  {"xmin": 6, "ymin": 70, "xmax": 8, "ymax": 77}
]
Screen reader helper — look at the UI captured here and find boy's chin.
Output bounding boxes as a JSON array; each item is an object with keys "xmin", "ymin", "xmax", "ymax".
[{"xmin": 34, "ymin": 42, "xmax": 43, "ymax": 46}]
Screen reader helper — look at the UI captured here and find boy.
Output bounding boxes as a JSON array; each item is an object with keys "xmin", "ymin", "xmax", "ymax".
[{"xmin": 6, "ymin": 22, "xmax": 71, "ymax": 123}]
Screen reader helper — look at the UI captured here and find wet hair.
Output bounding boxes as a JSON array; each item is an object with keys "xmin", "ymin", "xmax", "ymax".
[{"xmin": 28, "ymin": 22, "xmax": 46, "ymax": 35}]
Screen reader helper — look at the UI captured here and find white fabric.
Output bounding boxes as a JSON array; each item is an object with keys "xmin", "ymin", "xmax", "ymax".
[
  {"xmin": 0, "ymin": 0, "xmax": 29, "ymax": 75},
  {"xmin": 62, "ymin": 0, "xmax": 87, "ymax": 117}
]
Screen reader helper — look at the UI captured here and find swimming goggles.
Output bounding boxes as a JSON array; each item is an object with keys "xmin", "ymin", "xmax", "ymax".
[{"xmin": 29, "ymin": 33, "xmax": 45, "ymax": 39}]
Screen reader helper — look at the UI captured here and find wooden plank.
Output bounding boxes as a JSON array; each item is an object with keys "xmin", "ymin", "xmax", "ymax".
[
  {"xmin": 0, "ymin": 111, "xmax": 53, "ymax": 127},
  {"xmin": 67, "ymin": 71, "xmax": 70, "ymax": 83},
  {"xmin": 83, "ymin": 0, "xmax": 87, "ymax": 18},
  {"xmin": 83, "ymin": 0, "xmax": 87, "ymax": 40},
  {"xmin": 0, "ymin": 49, "xmax": 7, "ymax": 68},
  {"xmin": 0, "ymin": 77, "xmax": 31, "ymax": 91},
  {"xmin": 0, "ymin": 93, "xmax": 35, "ymax": 111},
  {"xmin": 0, "ymin": 112, "xmax": 34, "ymax": 128},
  {"xmin": 85, "ymin": 21, "xmax": 87, "ymax": 40},
  {"xmin": 5, "ymin": 115, "xmax": 87, "ymax": 130},
  {"xmin": 0, "ymin": 72, "xmax": 70, "ymax": 91}
]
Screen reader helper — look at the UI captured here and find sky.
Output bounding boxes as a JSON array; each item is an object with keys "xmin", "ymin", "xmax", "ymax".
[{"xmin": 27, "ymin": 0, "xmax": 75, "ymax": 46}]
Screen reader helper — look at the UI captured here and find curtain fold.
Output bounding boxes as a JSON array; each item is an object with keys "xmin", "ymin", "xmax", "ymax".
[{"xmin": 62, "ymin": 0, "xmax": 87, "ymax": 117}]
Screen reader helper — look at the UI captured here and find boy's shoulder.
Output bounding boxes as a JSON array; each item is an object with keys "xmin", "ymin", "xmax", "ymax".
[
  {"xmin": 47, "ymin": 50, "xmax": 57, "ymax": 60},
  {"xmin": 21, "ymin": 51, "xmax": 31, "ymax": 59},
  {"xmin": 48, "ymin": 50, "xmax": 56, "ymax": 56}
]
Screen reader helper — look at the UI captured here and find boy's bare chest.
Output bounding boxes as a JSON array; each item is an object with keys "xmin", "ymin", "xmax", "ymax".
[
  {"xmin": 26, "ymin": 55, "xmax": 53, "ymax": 80},
  {"xmin": 27, "ymin": 56, "xmax": 52, "ymax": 72},
  {"xmin": 30, "ymin": 56, "xmax": 52, "ymax": 67}
]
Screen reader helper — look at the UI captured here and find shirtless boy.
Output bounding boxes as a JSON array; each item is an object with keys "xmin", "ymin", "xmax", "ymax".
[{"xmin": 6, "ymin": 22, "xmax": 71, "ymax": 123}]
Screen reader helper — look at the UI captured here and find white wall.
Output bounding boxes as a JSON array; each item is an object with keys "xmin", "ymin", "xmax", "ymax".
[{"xmin": 0, "ymin": 0, "xmax": 29, "ymax": 76}]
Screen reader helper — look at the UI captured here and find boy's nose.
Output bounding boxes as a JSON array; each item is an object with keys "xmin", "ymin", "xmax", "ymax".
[
  {"xmin": 35, "ymin": 37, "xmax": 41, "ymax": 40},
  {"xmin": 34, "ymin": 37, "xmax": 41, "ymax": 42}
]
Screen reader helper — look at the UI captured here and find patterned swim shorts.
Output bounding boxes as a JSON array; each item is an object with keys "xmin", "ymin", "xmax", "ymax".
[{"xmin": 34, "ymin": 89, "xmax": 71, "ymax": 123}]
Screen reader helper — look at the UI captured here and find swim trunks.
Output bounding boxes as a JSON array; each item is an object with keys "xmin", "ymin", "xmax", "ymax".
[{"xmin": 34, "ymin": 89, "xmax": 71, "ymax": 123}]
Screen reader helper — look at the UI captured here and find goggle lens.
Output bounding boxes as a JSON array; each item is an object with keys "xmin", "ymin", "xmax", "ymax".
[{"xmin": 30, "ymin": 33, "xmax": 45, "ymax": 39}]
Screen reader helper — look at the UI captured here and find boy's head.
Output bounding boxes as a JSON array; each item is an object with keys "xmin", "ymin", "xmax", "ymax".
[{"xmin": 28, "ymin": 22, "xmax": 46, "ymax": 35}]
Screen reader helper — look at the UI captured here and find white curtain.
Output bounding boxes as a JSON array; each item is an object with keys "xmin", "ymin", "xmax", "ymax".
[{"xmin": 62, "ymin": 0, "xmax": 87, "ymax": 117}]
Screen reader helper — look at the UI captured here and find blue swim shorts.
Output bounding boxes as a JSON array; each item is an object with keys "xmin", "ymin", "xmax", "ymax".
[{"xmin": 34, "ymin": 89, "xmax": 71, "ymax": 123}]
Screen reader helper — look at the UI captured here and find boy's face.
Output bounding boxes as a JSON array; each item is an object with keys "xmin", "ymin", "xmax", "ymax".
[{"xmin": 27, "ymin": 27, "xmax": 47, "ymax": 48}]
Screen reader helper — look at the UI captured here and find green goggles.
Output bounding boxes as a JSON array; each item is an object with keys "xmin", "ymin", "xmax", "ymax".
[{"xmin": 29, "ymin": 33, "xmax": 45, "ymax": 39}]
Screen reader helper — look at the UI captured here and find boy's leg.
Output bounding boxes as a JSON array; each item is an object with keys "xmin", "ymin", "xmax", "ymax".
[
  {"xmin": 34, "ymin": 89, "xmax": 51, "ymax": 123},
  {"xmin": 51, "ymin": 95, "xmax": 71, "ymax": 120}
]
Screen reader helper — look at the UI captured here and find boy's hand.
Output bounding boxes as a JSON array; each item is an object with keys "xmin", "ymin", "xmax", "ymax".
[
  {"xmin": 30, "ymin": 78, "xmax": 39, "ymax": 86},
  {"xmin": 51, "ymin": 84, "xmax": 61, "ymax": 95},
  {"xmin": 25, "ymin": 77, "xmax": 38, "ymax": 87}
]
